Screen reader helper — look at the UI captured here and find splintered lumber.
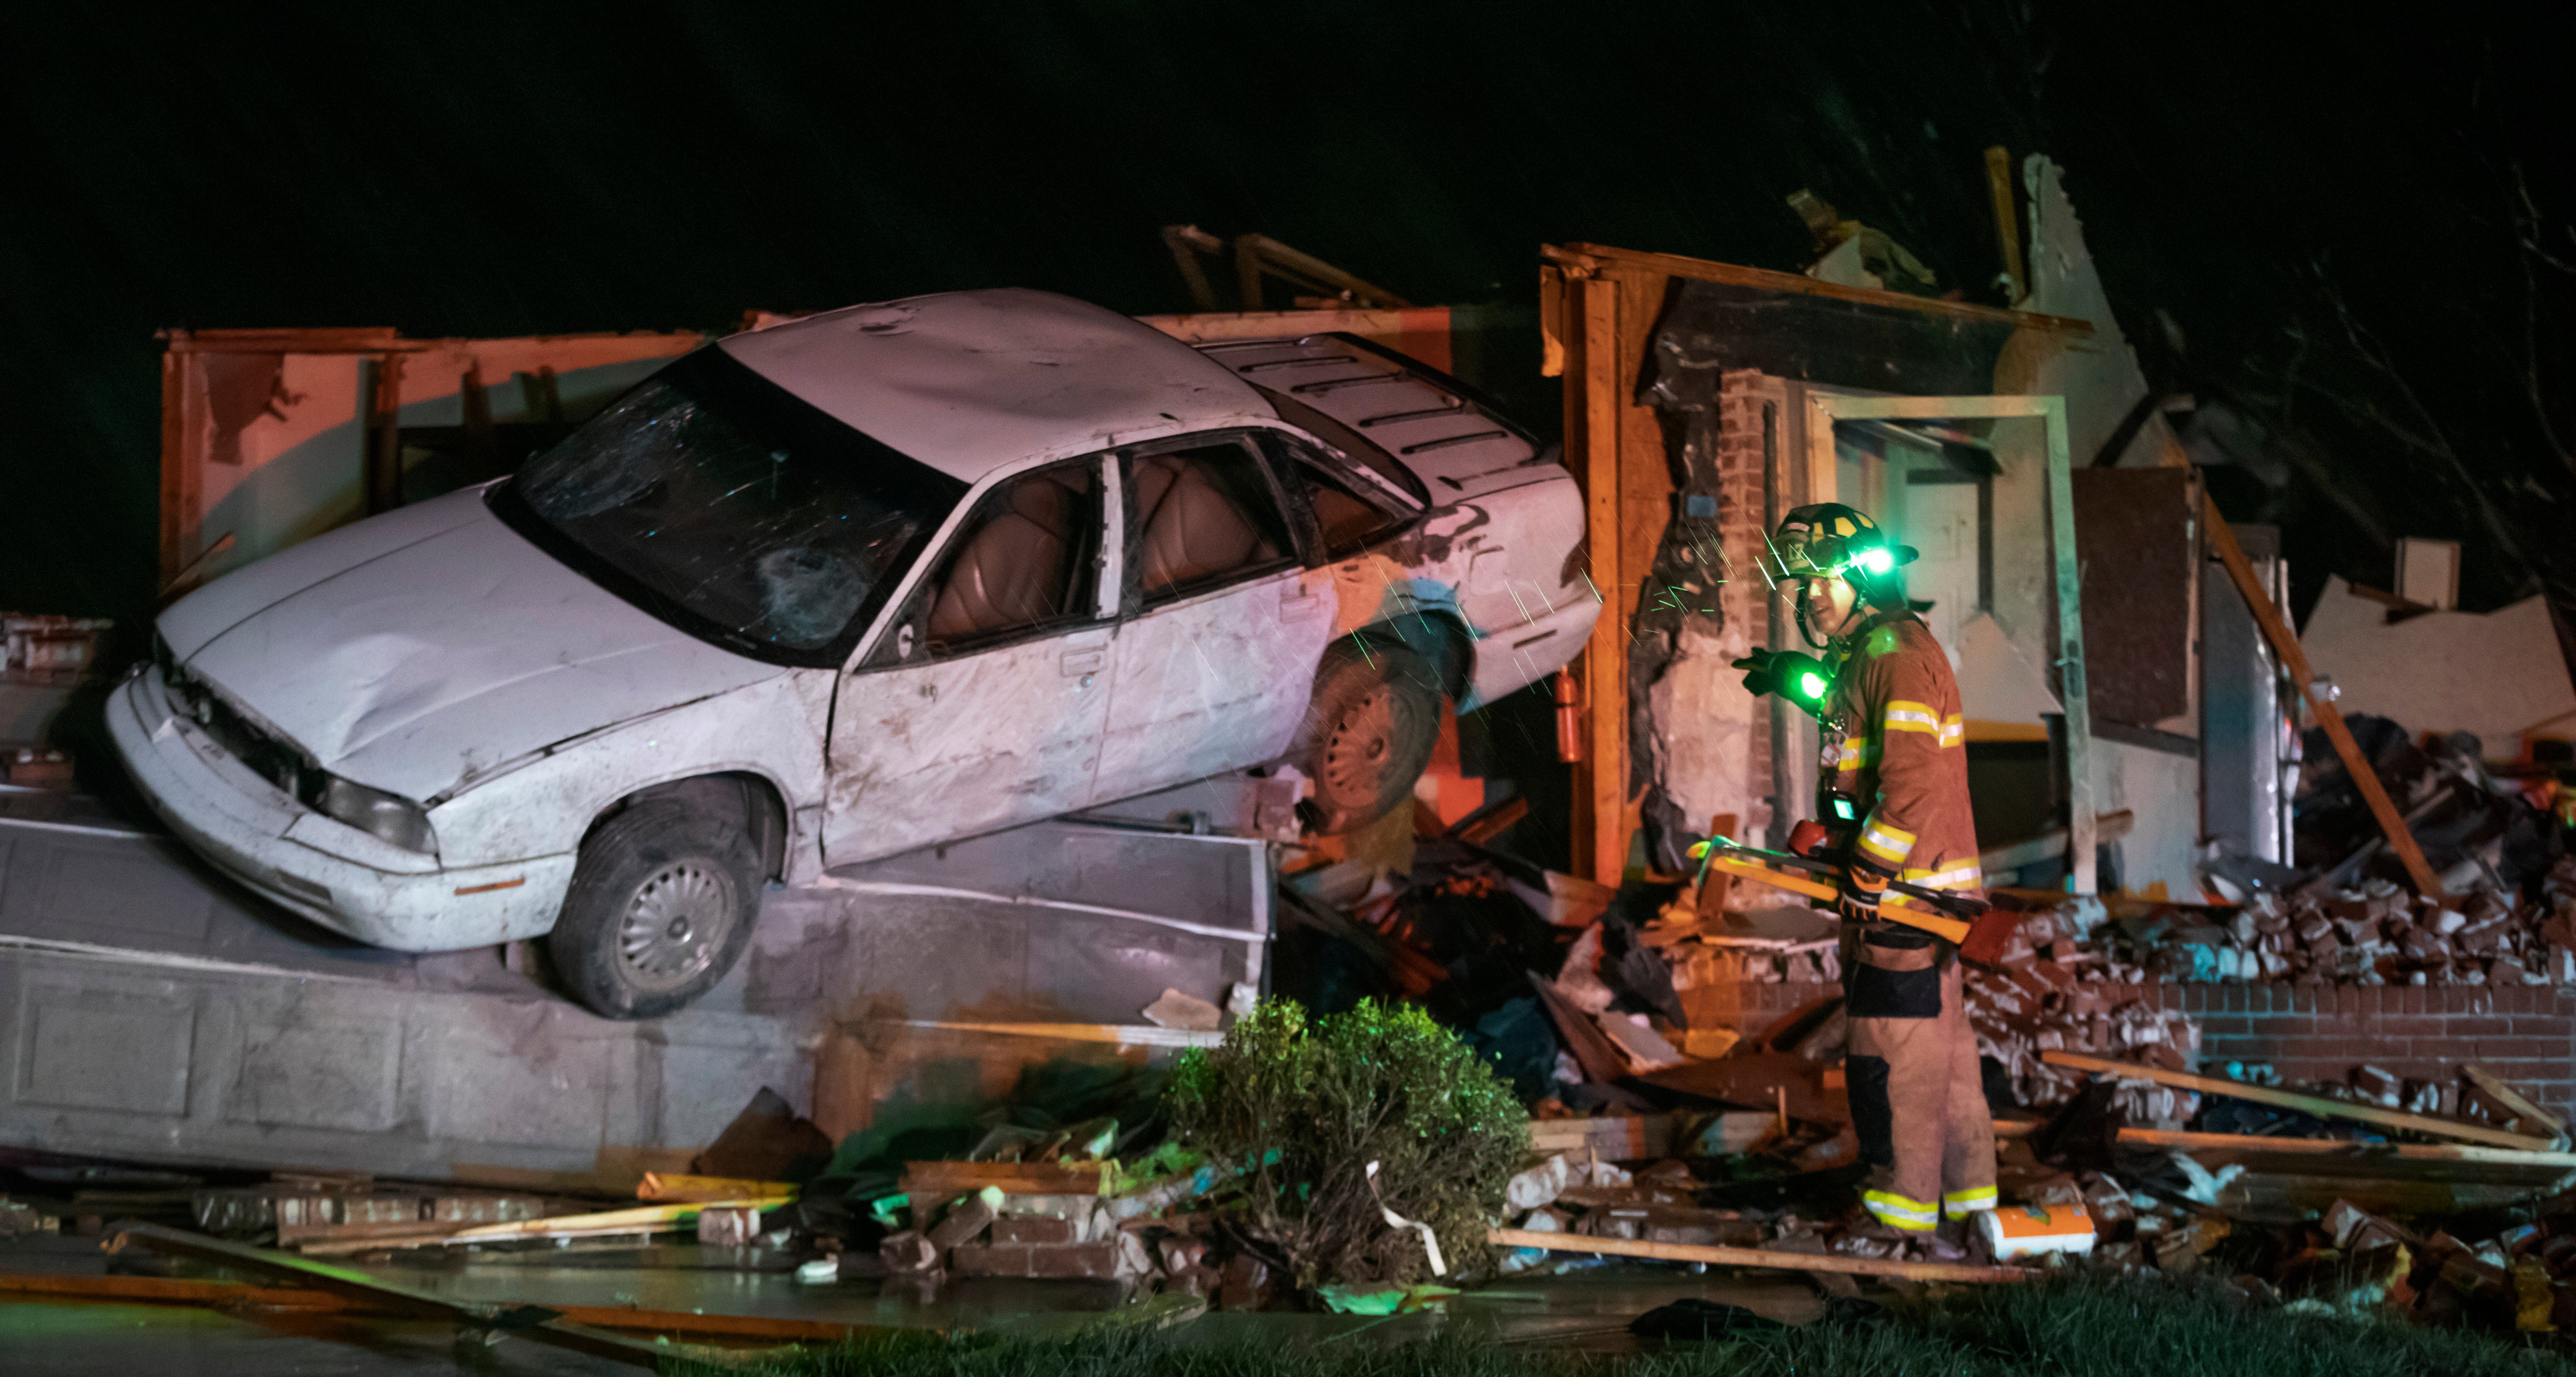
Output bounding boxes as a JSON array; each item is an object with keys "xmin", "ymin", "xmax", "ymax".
[
  {"xmin": 108, "ymin": 1224, "xmax": 669, "ymax": 1370},
  {"xmin": 1487, "ymin": 1227, "xmax": 2034, "ymax": 1283},
  {"xmin": 2115, "ymin": 1127, "xmax": 2576, "ymax": 1169},
  {"xmin": 2204, "ymin": 496, "xmax": 2445, "ymax": 898},
  {"xmin": 440, "ymin": 1198, "xmax": 790, "ymax": 1245},
  {"xmin": 2461, "ymin": 1064, "xmax": 2570, "ymax": 1144},
  {"xmin": 637, "ymin": 1172, "xmax": 795, "ymax": 1203},
  {"xmin": 2041, "ymin": 1050, "xmax": 2555, "ymax": 1151},
  {"xmin": 0, "ymin": 1270, "xmax": 898, "ymax": 1343}
]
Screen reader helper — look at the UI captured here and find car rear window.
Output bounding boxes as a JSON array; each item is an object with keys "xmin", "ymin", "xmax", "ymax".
[{"xmin": 496, "ymin": 348, "xmax": 967, "ymax": 666}]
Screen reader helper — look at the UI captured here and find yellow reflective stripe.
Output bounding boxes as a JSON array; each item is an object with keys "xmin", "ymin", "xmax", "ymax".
[
  {"xmin": 1901, "ymin": 863, "xmax": 1983, "ymax": 890},
  {"xmin": 1939, "ymin": 715, "xmax": 1964, "ymax": 748},
  {"xmin": 1943, "ymin": 1187, "xmax": 1999, "ymax": 1218},
  {"xmin": 1858, "ymin": 819, "xmax": 1915, "ymax": 865},
  {"xmin": 1863, "ymin": 1190, "xmax": 1940, "ymax": 1229},
  {"xmin": 1884, "ymin": 700, "xmax": 1942, "ymax": 735}
]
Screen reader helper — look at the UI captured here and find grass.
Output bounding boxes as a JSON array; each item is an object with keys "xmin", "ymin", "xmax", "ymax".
[{"xmin": 672, "ymin": 1270, "xmax": 2574, "ymax": 1377}]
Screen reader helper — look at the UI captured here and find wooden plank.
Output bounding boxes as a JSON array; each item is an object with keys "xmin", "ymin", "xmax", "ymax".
[
  {"xmin": 2203, "ymin": 493, "xmax": 2446, "ymax": 898},
  {"xmin": 2039, "ymin": 396, "xmax": 2097, "ymax": 894},
  {"xmin": 0, "ymin": 1269, "xmax": 901, "ymax": 1343},
  {"xmin": 637, "ymin": 1173, "xmax": 796, "ymax": 1203},
  {"xmin": 2461, "ymin": 1064, "xmax": 2569, "ymax": 1142},
  {"xmin": 2042, "ymin": 1051, "xmax": 2555, "ymax": 1150},
  {"xmin": 1488, "ymin": 1227, "xmax": 2036, "ymax": 1283},
  {"xmin": 1556, "ymin": 243, "xmax": 2090, "ymax": 336},
  {"xmin": 1579, "ymin": 273, "xmax": 1625, "ymax": 883},
  {"xmin": 1985, "ymin": 146, "xmax": 2027, "ymax": 301},
  {"xmin": 2116, "ymin": 1126, "xmax": 2576, "ymax": 1169}
]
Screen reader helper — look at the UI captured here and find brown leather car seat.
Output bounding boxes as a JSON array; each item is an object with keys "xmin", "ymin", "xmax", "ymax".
[
  {"xmin": 927, "ymin": 470, "xmax": 1088, "ymax": 641},
  {"xmin": 1131, "ymin": 450, "xmax": 1280, "ymax": 598}
]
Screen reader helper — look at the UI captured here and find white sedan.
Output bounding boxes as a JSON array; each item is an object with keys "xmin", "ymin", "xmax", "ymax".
[{"xmin": 111, "ymin": 290, "xmax": 1596, "ymax": 1017}]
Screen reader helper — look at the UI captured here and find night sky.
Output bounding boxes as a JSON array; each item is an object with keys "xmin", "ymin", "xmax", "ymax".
[{"xmin": 5, "ymin": 3, "xmax": 2568, "ymax": 631}]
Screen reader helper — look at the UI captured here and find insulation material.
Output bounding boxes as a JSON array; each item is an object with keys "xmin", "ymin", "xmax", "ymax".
[{"xmin": 2299, "ymin": 576, "xmax": 2576, "ymax": 756}]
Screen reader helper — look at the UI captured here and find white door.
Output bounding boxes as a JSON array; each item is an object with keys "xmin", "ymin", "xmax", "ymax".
[
  {"xmin": 823, "ymin": 456, "xmax": 1117, "ymax": 866},
  {"xmin": 1092, "ymin": 437, "xmax": 1334, "ymax": 804},
  {"xmin": 1901, "ymin": 470, "xmax": 1981, "ymax": 656}
]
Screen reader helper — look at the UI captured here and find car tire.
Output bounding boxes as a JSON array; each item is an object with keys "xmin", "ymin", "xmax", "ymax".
[
  {"xmin": 549, "ymin": 800, "xmax": 763, "ymax": 1020},
  {"xmin": 1293, "ymin": 639, "xmax": 1444, "ymax": 835}
]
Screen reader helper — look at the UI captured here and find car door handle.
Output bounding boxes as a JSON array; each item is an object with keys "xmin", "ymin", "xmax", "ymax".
[
  {"xmin": 1282, "ymin": 579, "xmax": 1327, "ymax": 622},
  {"xmin": 1061, "ymin": 647, "xmax": 1106, "ymax": 676}
]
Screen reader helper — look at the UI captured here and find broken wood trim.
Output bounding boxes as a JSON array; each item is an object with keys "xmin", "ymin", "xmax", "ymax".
[
  {"xmin": 1984, "ymin": 146, "xmax": 2027, "ymax": 301},
  {"xmin": 2041, "ymin": 1050, "xmax": 2555, "ymax": 1151},
  {"xmin": 888, "ymin": 1018, "xmax": 1221, "ymax": 1048},
  {"xmin": 1555, "ymin": 242, "xmax": 2091, "ymax": 335},
  {"xmin": 106, "ymin": 1224, "xmax": 673, "ymax": 1370},
  {"xmin": 0, "ymin": 1268, "xmax": 898, "ymax": 1344},
  {"xmin": 1574, "ymin": 272, "xmax": 1625, "ymax": 882},
  {"xmin": 2201, "ymin": 493, "xmax": 2447, "ymax": 898},
  {"xmin": 1486, "ymin": 1227, "xmax": 2036, "ymax": 1282},
  {"xmin": 2114, "ymin": 1126, "xmax": 2576, "ymax": 1168},
  {"xmin": 2460, "ymin": 1064, "xmax": 2569, "ymax": 1143}
]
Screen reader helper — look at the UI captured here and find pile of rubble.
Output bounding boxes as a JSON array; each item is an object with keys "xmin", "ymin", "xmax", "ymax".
[{"xmin": 2118, "ymin": 863, "xmax": 2576, "ymax": 988}]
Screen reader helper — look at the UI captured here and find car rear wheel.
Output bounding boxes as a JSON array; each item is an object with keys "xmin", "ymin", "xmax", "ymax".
[
  {"xmin": 1293, "ymin": 640, "xmax": 1443, "ymax": 835},
  {"xmin": 549, "ymin": 800, "xmax": 762, "ymax": 1019}
]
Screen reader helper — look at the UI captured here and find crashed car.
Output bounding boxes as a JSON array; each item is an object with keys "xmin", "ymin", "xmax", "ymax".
[{"xmin": 111, "ymin": 289, "xmax": 1596, "ymax": 1017}]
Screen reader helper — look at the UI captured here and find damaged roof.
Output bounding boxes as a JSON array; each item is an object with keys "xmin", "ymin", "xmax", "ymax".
[{"xmin": 721, "ymin": 288, "xmax": 1273, "ymax": 481}]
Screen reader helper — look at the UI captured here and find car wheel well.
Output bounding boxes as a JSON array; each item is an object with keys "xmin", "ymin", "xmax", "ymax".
[
  {"xmin": 599, "ymin": 773, "xmax": 787, "ymax": 882},
  {"xmin": 1348, "ymin": 611, "xmax": 1471, "ymax": 704}
]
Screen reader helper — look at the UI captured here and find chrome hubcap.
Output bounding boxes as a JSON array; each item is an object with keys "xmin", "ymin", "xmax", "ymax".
[{"xmin": 616, "ymin": 861, "xmax": 734, "ymax": 993}]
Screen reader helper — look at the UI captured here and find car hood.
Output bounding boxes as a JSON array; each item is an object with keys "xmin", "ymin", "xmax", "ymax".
[{"xmin": 164, "ymin": 486, "xmax": 787, "ymax": 803}]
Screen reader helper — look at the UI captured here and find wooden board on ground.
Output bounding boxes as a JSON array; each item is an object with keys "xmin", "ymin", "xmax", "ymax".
[
  {"xmin": 1488, "ymin": 1227, "xmax": 2033, "ymax": 1283},
  {"xmin": 2040, "ymin": 1050, "xmax": 2555, "ymax": 1151},
  {"xmin": 1640, "ymin": 1050, "xmax": 1848, "ymax": 1126}
]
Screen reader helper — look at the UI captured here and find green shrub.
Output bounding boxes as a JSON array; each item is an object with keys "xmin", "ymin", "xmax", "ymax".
[{"xmin": 1163, "ymin": 997, "xmax": 1528, "ymax": 1291}]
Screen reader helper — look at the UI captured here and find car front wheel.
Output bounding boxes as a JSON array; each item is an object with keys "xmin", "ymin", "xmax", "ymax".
[
  {"xmin": 1293, "ymin": 639, "xmax": 1444, "ymax": 835},
  {"xmin": 549, "ymin": 800, "xmax": 762, "ymax": 1019}
]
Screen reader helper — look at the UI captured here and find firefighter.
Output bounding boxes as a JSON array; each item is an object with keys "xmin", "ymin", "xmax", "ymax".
[{"xmin": 1760, "ymin": 503, "xmax": 1996, "ymax": 1243}]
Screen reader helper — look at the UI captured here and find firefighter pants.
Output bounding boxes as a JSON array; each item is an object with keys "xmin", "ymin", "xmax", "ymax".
[{"xmin": 1843, "ymin": 933, "xmax": 1996, "ymax": 1231}]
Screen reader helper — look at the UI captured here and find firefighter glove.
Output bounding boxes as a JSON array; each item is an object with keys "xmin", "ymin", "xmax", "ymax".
[{"xmin": 1839, "ymin": 858, "xmax": 1891, "ymax": 924}]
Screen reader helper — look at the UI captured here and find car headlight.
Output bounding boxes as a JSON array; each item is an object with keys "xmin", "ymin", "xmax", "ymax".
[{"xmin": 317, "ymin": 775, "xmax": 438, "ymax": 854}]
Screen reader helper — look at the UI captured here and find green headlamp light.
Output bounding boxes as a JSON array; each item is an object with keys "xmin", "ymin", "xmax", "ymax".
[{"xmin": 1732, "ymin": 648, "xmax": 1837, "ymax": 721}]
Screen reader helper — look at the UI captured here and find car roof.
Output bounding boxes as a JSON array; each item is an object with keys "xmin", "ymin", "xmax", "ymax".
[{"xmin": 720, "ymin": 288, "xmax": 1276, "ymax": 482}]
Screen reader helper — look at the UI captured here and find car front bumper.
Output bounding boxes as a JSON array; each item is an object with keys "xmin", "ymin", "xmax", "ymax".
[{"xmin": 107, "ymin": 673, "xmax": 574, "ymax": 951}]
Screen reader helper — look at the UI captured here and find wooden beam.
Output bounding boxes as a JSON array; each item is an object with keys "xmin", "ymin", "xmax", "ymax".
[
  {"xmin": 2461, "ymin": 1064, "xmax": 2569, "ymax": 1143},
  {"xmin": 2115, "ymin": 1126, "xmax": 2576, "ymax": 1168},
  {"xmin": 1488, "ymin": 1227, "xmax": 2036, "ymax": 1283},
  {"xmin": 2201, "ymin": 493, "xmax": 2447, "ymax": 897},
  {"xmin": 1985, "ymin": 146, "xmax": 2027, "ymax": 301},
  {"xmin": 1578, "ymin": 273, "xmax": 1626, "ymax": 883},
  {"xmin": 1557, "ymin": 243, "xmax": 2091, "ymax": 336},
  {"xmin": 2041, "ymin": 395, "xmax": 2097, "ymax": 894},
  {"xmin": 2041, "ymin": 1050, "xmax": 2555, "ymax": 1150}
]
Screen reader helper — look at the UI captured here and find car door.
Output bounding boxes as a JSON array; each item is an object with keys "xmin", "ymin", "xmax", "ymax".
[
  {"xmin": 1090, "ymin": 434, "xmax": 1334, "ymax": 805},
  {"xmin": 822, "ymin": 454, "xmax": 1119, "ymax": 866}
]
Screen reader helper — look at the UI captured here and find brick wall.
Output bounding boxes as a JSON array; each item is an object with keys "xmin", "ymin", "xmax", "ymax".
[
  {"xmin": 1679, "ymin": 979, "xmax": 2576, "ymax": 1117},
  {"xmin": 2147, "ymin": 983, "xmax": 2576, "ymax": 1119}
]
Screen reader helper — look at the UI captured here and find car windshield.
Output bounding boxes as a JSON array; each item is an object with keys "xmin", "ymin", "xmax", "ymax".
[{"xmin": 499, "ymin": 347, "xmax": 967, "ymax": 665}]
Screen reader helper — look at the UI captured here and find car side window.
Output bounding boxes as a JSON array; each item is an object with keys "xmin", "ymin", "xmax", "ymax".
[
  {"xmin": 871, "ymin": 458, "xmax": 1104, "ymax": 665},
  {"xmin": 1124, "ymin": 439, "xmax": 1294, "ymax": 605},
  {"xmin": 1267, "ymin": 435, "xmax": 1411, "ymax": 558}
]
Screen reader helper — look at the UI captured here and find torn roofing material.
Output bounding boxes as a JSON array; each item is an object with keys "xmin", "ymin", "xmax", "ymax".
[{"xmin": 722, "ymin": 288, "xmax": 1274, "ymax": 481}]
